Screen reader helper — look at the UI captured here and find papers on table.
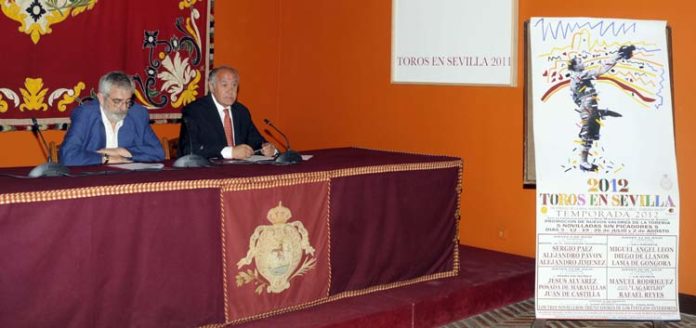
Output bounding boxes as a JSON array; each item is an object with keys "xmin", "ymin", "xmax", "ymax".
[
  {"xmin": 108, "ymin": 162, "xmax": 165, "ymax": 170},
  {"xmin": 249, "ymin": 154, "xmax": 313, "ymax": 161},
  {"xmin": 247, "ymin": 155, "xmax": 275, "ymax": 162},
  {"xmin": 211, "ymin": 153, "xmax": 313, "ymax": 165}
]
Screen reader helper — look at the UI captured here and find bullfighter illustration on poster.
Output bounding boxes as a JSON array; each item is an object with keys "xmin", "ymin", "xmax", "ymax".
[{"xmin": 530, "ymin": 17, "xmax": 680, "ymax": 321}]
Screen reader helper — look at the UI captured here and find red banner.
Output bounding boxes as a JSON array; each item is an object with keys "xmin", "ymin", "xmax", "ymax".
[
  {"xmin": 221, "ymin": 179, "xmax": 331, "ymax": 323},
  {"xmin": 0, "ymin": 0, "xmax": 210, "ymax": 129}
]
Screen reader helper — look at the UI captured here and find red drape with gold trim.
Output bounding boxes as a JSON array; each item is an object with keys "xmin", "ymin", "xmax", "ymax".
[
  {"xmin": 0, "ymin": 0, "xmax": 210, "ymax": 129},
  {"xmin": 222, "ymin": 179, "xmax": 332, "ymax": 322}
]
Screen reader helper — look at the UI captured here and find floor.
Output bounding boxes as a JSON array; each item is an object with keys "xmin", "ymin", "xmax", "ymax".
[
  {"xmin": 235, "ymin": 245, "xmax": 536, "ymax": 327},
  {"xmin": 228, "ymin": 246, "xmax": 693, "ymax": 328},
  {"xmin": 443, "ymin": 299, "xmax": 696, "ymax": 328}
]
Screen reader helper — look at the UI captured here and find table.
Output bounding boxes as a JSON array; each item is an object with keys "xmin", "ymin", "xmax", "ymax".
[{"xmin": 0, "ymin": 148, "xmax": 461, "ymax": 327}]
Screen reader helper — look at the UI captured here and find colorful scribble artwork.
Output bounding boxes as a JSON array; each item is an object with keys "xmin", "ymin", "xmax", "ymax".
[{"xmin": 531, "ymin": 18, "xmax": 669, "ymax": 174}]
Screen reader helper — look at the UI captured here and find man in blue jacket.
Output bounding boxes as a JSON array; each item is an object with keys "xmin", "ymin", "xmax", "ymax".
[{"xmin": 59, "ymin": 71, "xmax": 164, "ymax": 166}]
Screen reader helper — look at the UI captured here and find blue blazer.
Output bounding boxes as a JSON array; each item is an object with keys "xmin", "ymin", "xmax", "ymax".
[{"xmin": 59, "ymin": 101, "xmax": 164, "ymax": 166}]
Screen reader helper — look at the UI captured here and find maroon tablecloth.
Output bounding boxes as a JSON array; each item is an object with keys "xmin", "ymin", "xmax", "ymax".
[
  {"xmin": 0, "ymin": 147, "xmax": 461, "ymax": 327},
  {"xmin": 0, "ymin": 148, "xmax": 458, "ymax": 194}
]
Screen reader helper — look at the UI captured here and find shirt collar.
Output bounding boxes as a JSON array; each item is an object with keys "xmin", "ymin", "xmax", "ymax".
[{"xmin": 211, "ymin": 94, "xmax": 229, "ymax": 114}]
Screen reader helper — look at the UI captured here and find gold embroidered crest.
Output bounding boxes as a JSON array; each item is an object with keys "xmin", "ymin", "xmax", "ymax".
[
  {"xmin": 1, "ymin": 0, "xmax": 98, "ymax": 44},
  {"xmin": 235, "ymin": 202, "xmax": 316, "ymax": 294}
]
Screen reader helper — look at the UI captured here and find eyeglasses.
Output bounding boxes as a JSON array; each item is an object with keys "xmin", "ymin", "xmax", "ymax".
[{"xmin": 107, "ymin": 96, "xmax": 133, "ymax": 108}]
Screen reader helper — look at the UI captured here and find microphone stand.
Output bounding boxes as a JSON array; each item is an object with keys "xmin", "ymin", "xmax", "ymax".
[
  {"xmin": 173, "ymin": 118, "xmax": 210, "ymax": 168},
  {"xmin": 264, "ymin": 119, "xmax": 302, "ymax": 164},
  {"xmin": 28, "ymin": 117, "xmax": 70, "ymax": 178}
]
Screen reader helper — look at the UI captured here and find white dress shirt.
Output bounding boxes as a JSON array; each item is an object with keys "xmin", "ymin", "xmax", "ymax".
[
  {"xmin": 211, "ymin": 95, "xmax": 236, "ymax": 159},
  {"xmin": 100, "ymin": 106, "xmax": 123, "ymax": 148}
]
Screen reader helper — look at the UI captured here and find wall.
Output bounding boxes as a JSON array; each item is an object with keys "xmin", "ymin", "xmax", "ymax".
[
  {"xmin": 1, "ymin": 0, "xmax": 693, "ymax": 295},
  {"xmin": 214, "ymin": 0, "xmax": 696, "ymax": 295}
]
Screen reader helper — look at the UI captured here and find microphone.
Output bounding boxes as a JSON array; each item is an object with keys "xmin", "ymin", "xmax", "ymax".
[
  {"xmin": 28, "ymin": 117, "xmax": 70, "ymax": 177},
  {"xmin": 263, "ymin": 118, "xmax": 302, "ymax": 164},
  {"xmin": 173, "ymin": 117, "xmax": 210, "ymax": 168}
]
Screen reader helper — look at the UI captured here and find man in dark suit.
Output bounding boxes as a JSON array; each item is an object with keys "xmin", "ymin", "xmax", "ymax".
[
  {"xmin": 59, "ymin": 71, "xmax": 164, "ymax": 166},
  {"xmin": 178, "ymin": 66, "xmax": 276, "ymax": 159}
]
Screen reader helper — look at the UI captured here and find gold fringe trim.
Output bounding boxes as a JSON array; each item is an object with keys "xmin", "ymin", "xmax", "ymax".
[
  {"xmin": 0, "ymin": 179, "xmax": 221, "ymax": 205},
  {"xmin": 330, "ymin": 160, "xmax": 460, "ymax": 179},
  {"xmin": 453, "ymin": 161, "xmax": 463, "ymax": 274},
  {"xmin": 220, "ymin": 174, "xmax": 331, "ymax": 192},
  {"xmin": 0, "ymin": 160, "xmax": 460, "ymax": 205},
  {"xmin": 219, "ymin": 187, "xmax": 231, "ymax": 322},
  {"xmin": 327, "ymin": 269, "xmax": 458, "ymax": 303},
  {"xmin": 325, "ymin": 179, "xmax": 333, "ymax": 302},
  {"xmin": 217, "ymin": 160, "xmax": 460, "ymax": 191}
]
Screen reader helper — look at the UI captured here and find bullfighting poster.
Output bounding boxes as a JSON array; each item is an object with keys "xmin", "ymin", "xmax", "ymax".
[
  {"xmin": 0, "ymin": 0, "xmax": 211, "ymax": 129},
  {"xmin": 530, "ymin": 17, "xmax": 680, "ymax": 320}
]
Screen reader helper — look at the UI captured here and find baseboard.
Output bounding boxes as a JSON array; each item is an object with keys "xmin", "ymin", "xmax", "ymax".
[{"xmin": 681, "ymin": 293, "xmax": 696, "ymax": 315}]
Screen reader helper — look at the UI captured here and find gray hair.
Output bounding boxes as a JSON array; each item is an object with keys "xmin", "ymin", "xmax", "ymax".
[
  {"xmin": 98, "ymin": 71, "xmax": 135, "ymax": 95},
  {"xmin": 209, "ymin": 66, "xmax": 239, "ymax": 87}
]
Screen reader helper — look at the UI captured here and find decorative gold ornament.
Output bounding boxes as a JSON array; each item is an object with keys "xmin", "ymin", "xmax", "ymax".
[
  {"xmin": 1, "ymin": 0, "xmax": 98, "ymax": 44},
  {"xmin": 178, "ymin": 0, "xmax": 197, "ymax": 10},
  {"xmin": 48, "ymin": 81, "xmax": 85, "ymax": 112},
  {"xmin": 19, "ymin": 77, "xmax": 48, "ymax": 111},
  {"xmin": 0, "ymin": 88, "xmax": 20, "ymax": 113},
  {"xmin": 235, "ymin": 202, "xmax": 317, "ymax": 294},
  {"xmin": 5, "ymin": 78, "xmax": 86, "ymax": 113}
]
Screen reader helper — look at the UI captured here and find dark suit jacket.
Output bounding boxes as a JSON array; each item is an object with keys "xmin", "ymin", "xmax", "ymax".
[
  {"xmin": 178, "ymin": 94, "xmax": 266, "ymax": 159},
  {"xmin": 59, "ymin": 101, "xmax": 165, "ymax": 166}
]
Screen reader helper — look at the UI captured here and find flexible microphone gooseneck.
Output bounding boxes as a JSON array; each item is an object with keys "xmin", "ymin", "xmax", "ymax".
[
  {"xmin": 28, "ymin": 117, "xmax": 70, "ymax": 177},
  {"xmin": 32, "ymin": 117, "xmax": 53, "ymax": 163},
  {"xmin": 263, "ymin": 118, "xmax": 302, "ymax": 164},
  {"xmin": 173, "ymin": 117, "xmax": 210, "ymax": 168}
]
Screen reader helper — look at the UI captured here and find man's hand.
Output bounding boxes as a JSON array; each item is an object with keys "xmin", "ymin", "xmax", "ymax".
[
  {"xmin": 105, "ymin": 154, "xmax": 133, "ymax": 164},
  {"xmin": 231, "ymin": 144, "xmax": 254, "ymax": 159},
  {"xmin": 98, "ymin": 148, "xmax": 133, "ymax": 164},
  {"xmin": 261, "ymin": 142, "xmax": 277, "ymax": 157},
  {"xmin": 98, "ymin": 147, "xmax": 132, "ymax": 158}
]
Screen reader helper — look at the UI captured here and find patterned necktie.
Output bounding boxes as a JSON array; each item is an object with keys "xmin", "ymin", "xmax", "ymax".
[{"xmin": 223, "ymin": 108, "xmax": 235, "ymax": 146}]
